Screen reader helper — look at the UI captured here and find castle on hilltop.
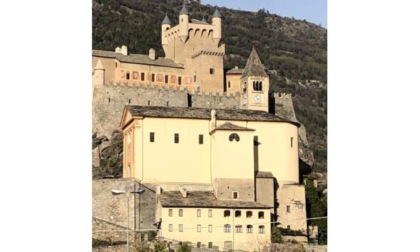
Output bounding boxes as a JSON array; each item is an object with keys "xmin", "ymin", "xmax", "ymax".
[{"xmin": 92, "ymin": 3, "xmax": 311, "ymax": 250}]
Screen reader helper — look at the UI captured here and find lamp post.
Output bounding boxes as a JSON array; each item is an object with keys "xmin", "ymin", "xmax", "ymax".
[{"xmin": 111, "ymin": 188, "xmax": 145, "ymax": 252}]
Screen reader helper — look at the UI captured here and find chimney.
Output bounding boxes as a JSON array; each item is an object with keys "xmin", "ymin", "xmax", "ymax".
[
  {"xmin": 234, "ymin": 66, "xmax": 238, "ymax": 69},
  {"xmin": 180, "ymin": 187, "xmax": 187, "ymax": 198},
  {"xmin": 210, "ymin": 109, "xmax": 216, "ymax": 131},
  {"xmin": 149, "ymin": 48, "xmax": 156, "ymax": 60},
  {"xmin": 115, "ymin": 47, "xmax": 121, "ymax": 53},
  {"xmin": 121, "ymin": 45, "xmax": 128, "ymax": 56},
  {"xmin": 156, "ymin": 185, "xmax": 161, "ymax": 196}
]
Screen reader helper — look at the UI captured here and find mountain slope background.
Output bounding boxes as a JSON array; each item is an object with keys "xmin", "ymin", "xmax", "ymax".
[{"xmin": 92, "ymin": 0, "xmax": 327, "ymax": 173}]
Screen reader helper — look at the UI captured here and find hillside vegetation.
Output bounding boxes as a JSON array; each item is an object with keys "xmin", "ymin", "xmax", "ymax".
[{"xmin": 92, "ymin": 0, "xmax": 327, "ymax": 173}]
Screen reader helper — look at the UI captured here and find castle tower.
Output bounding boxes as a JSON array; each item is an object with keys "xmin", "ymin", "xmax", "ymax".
[
  {"xmin": 211, "ymin": 8, "xmax": 222, "ymax": 45},
  {"xmin": 178, "ymin": 2, "xmax": 189, "ymax": 44},
  {"xmin": 240, "ymin": 47, "xmax": 269, "ymax": 112},
  {"xmin": 161, "ymin": 13, "xmax": 171, "ymax": 57},
  {"xmin": 92, "ymin": 59, "xmax": 105, "ymax": 86}
]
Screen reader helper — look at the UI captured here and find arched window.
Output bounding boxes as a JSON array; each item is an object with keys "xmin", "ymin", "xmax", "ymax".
[
  {"xmin": 235, "ymin": 225, "xmax": 243, "ymax": 233},
  {"xmin": 235, "ymin": 210, "xmax": 241, "ymax": 218},
  {"xmin": 258, "ymin": 225, "xmax": 265, "ymax": 234},
  {"xmin": 246, "ymin": 211, "xmax": 252, "ymax": 218},
  {"xmin": 258, "ymin": 211, "xmax": 264, "ymax": 219},
  {"xmin": 224, "ymin": 224, "xmax": 231, "ymax": 233},
  {"xmin": 229, "ymin": 133, "xmax": 240, "ymax": 142}
]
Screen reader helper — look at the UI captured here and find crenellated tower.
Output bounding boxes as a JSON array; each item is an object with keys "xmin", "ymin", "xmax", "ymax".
[
  {"xmin": 161, "ymin": 4, "xmax": 225, "ymax": 93},
  {"xmin": 240, "ymin": 47, "xmax": 270, "ymax": 112}
]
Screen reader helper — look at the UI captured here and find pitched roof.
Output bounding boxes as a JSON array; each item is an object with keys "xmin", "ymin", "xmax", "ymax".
[
  {"xmin": 226, "ymin": 68, "xmax": 244, "ymax": 74},
  {"xmin": 241, "ymin": 47, "xmax": 268, "ymax": 78},
  {"xmin": 256, "ymin": 171, "xmax": 274, "ymax": 178},
  {"xmin": 124, "ymin": 106, "xmax": 300, "ymax": 126},
  {"xmin": 215, "ymin": 122, "xmax": 254, "ymax": 131},
  {"xmin": 160, "ymin": 191, "xmax": 271, "ymax": 209},
  {"xmin": 212, "ymin": 8, "xmax": 221, "ymax": 18},
  {"xmin": 162, "ymin": 14, "xmax": 171, "ymax": 25},
  {"xmin": 180, "ymin": 4, "xmax": 188, "ymax": 15},
  {"xmin": 92, "ymin": 50, "xmax": 183, "ymax": 68}
]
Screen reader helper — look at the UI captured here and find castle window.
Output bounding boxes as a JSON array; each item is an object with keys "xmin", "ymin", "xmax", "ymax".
[
  {"xmin": 197, "ymin": 225, "xmax": 201, "ymax": 232},
  {"xmin": 224, "ymin": 224, "xmax": 231, "ymax": 233},
  {"xmin": 197, "ymin": 242, "xmax": 201, "ymax": 248},
  {"xmin": 165, "ymin": 75, "xmax": 169, "ymax": 84},
  {"xmin": 291, "ymin": 137, "xmax": 293, "ymax": 148},
  {"xmin": 233, "ymin": 191, "xmax": 238, "ymax": 199},
  {"xmin": 229, "ymin": 133, "xmax": 240, "ymax": 142},
  {"xmin": 246, "ymin": 211, "xmax": 252, "ymax": 218},
  {"xmin": 235, "ymin": 225, "xmax": 243, "ymax": 233},
  {"xmin": 208, "ymin": 225, "xmax": 212, "ymax": 233},
  {"xmin": 194, "ymin": 75, "xmax": 196, "ymax": 82},
  {"xmin": 150, "ymin": 132, "xmax": 155, "ymax": 142},
  {"xmin": 169, "ymin": 224, "xmax": 173, "ymax": 232},
  {"xmin": 126, "ymin": 72, "xmax": 130, "ymax": 80},
  {"xmin": 235, "ymin": 210, "xmax": 241, "ymax": 218},
  {"xmin": 247, "ymin": 225, "xmax": 253, "ymax": 233},
  {"xmin": 128, "ymin": 98, "xmax": 131, "ymax": 104},
  {"xmin": 197, "ymin": 209, "xmax": 201, "ymax": 217},
  {"xmin": 141, "ymin": 72, "xmax": 145, "ymax": 81},
  {"xmin": 179, "ymin": 224, "xmax": 183, "ymax": 232},
  {"xmin": 258, "ymin": 225, "xmax": 265, "ymax": 234},
  {"xmin": 151, "ymin": 73, "xmax": 155, "ymax": 82},
  {"xmin": 224, "ymin": 210, "xmax": 230, "ymax": 217},
  {"xmin": 174, "ymin": 133, "xmax": 179, "ymax": 144},
  {"xmin": 228, "ymin": 81, "xmax": 231, "ymax": 88},
  {"xmin": 148, "ymin": 100, "xmax": 151, "ymax": 105},
  {"xmin": 287, "ymin": 225, "xmax": 290, "ymax": 230},
  {"xmin": 199, "ymin": 134, "xmax": 204, "ymax": 144},
  {"xmin": 209, "ymin": 68, "xmax": 214, "ymax": 74},
  {"xmin": 178, "ymin": 76, "xmax": 182, "ymax": 85},
  {"xmin": 208, "ymin": 242, "xmax": 213, "ymax": 249},
  {"xmin": 169, "ymin": 209, "xmax": 173, "ymax": 216},
  {"xmin": 258, "ymin": 211, "xmax": 264, "ymax": 219},
  {"xmin": 179, "ymin": 209, "xmax": 183, "ymax": 217},
  {"xmin": 208, "ymin": 209, "xmax": 212, "ymax": 217}
]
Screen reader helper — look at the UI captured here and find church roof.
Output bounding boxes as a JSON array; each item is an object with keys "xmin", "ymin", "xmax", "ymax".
[
  {"xmin": 92, "ymin": 50, "xmax": 183, "ymax": 68},
  {"xmin": 180, "ymin": 5, "xmax": 188, "ymax": 15},
  {"xmin": 123, "ymin": 106, "xmax": 300, "ymax": 126},
  {"xmin": 160, "ymin": 191, "xmax": 271, "ymax": 209},
  {"xmin": 241, "ymin": 47, "xmax": 268, "ymax": 78}
]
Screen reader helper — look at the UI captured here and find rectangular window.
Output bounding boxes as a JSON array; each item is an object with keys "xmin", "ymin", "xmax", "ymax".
[
  {"xmin": 169, "ymin": 224, "xmax": 173, "ymax": 232},
  {"xmin": 165, "ymin": 75, "xmax": 169, "ymax": 84},
  {"xmin": 209, "ymin": 68, "xmax": 214, "ymax": 74},
  {"xmin": 179, "ymin": 224, "xmax": 183, "ymax": 232},
  {"xmin": 169, "ymin": 209, "xmax": 173, "ymax": 217},
  {"xmin": 208, "ymin": 210, "xmax": 212, "ymax": 217},
  {"xmin": 178, "ymin": 76, "xmax": 182, "ymax": 85},
  {"xmin": 126, "ymin": 72, "xmax": 130, "ymax": 80},
  {"xmin": 287, "ymin": 205, "xmax": 291, "ymax": 213},
  {"xmin": 174, "ymin": 133, "xmax": 179, "ymax": 144},
  {"xmin": 197, "ymin": 209, "xmax": 201, "ymax": 217},
  {"xmin": 208, "ymin": 242, "xmax": 213, "ymax": 249},
  {"xmin": 151, "ymin": 73, "xmax": 155, "ymax": 82},
  {"xmin": 235, "ymin": 225, "xmax": 242, "ymax": 233},
  {"xmin": 141, "ymin": 72, "xmax": 145, "ymax": 81},
  {"xmin": 208, "ymin": 225, "xmax": 212, "ymax": 233},
  {"xmin": 179, "ymin": 209, "xmax": 183, "ymax": 217},
  {"xmin": 291, "ymin": 137, "xmax": 293, "ymax": 148},
  {"xmin": 150, "ymin": 132, "xmax": 155, "ymax": 142},
  {"xmin": 259, "ymin": 225, "xmax": 265, "ymax": 234},
  {"xmin": 258, "ymin": 211, "xmax": 264, "ymax": 219},
  {"xmin": 287, "ymin": 225, "xmax": 290, "ymax": 230},
  {"xmin": 197, "ymin": 225, "xmax": 201, "ymax": 232},
  {"xmin": 199, "ymin": 134, "xmax": 204, "ymax": 144},
  {"xmin": 233, "ymin": 191, "xmax": 238, "ymax": 199},
  {"xmin": 133, "ymin": 71, "xmax": 138, "ymax": 80}
]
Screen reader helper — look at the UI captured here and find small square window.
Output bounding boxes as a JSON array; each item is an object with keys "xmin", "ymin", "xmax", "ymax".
[
  {"xmin": 258, "ymin": 211, "xmax": 264, "ymax": 219},
  {"xmin": 150, "ymin": 132, "xmax": 155, "ymax": 142},
  {"xmin": 174, "ymin": 133, "xmax": 179, "ymax": 144},
  {"xmin": 209, "ymin": 68, "xmax": 214, "ymax": 74},
  {"xmin": 199, "ymin": 134, "xmax": 204, "ymax": 144},
  {"xmin": 197, "ymin": 225, "xmax": 201, "ymax": 232},
  {"xmin": 287, "ymin": 205, "xmax": 291, "ymax": 213}
]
